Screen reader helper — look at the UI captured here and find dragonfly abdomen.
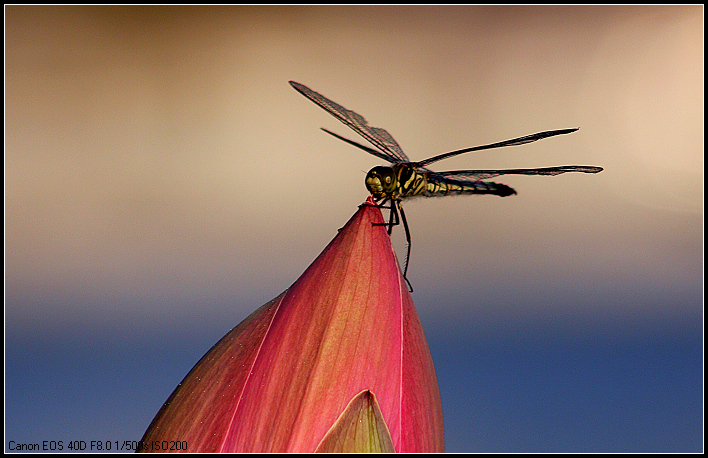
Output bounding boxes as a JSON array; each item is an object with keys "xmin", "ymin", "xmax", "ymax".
[
  {"xmin": 394, "ymin": 163, "xmax": 516, "ymax": 199},
  {"xmin": 421, "ymin": 176, "xmax": 517, "ymax": 198}
]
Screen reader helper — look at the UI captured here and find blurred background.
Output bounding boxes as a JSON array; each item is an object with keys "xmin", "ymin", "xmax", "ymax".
[{"xmin": 5, "ymin": 5, "xmax": 702, "ymax": 452}]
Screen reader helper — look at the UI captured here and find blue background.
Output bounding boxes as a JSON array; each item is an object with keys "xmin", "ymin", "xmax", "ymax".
[{"xmin": 6, "ymin": 288, "xmax": 702, "ymax": 452}]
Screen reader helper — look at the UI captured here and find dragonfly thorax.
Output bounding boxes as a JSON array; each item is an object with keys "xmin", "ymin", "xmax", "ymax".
[{"xmin": 365, "ymin": 166, "xmax": 398, "ymax": 199}]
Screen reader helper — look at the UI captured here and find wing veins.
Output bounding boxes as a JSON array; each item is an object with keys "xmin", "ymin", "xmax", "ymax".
[
  {"xmin": 290, "ymin": 81, "xmax": 409, "ymax": 163},
  {"xmin": 431, "ymin": 165, "xmax": 604, "ymax": 181},
  {"xmin": 416, "ymin": 128, "xmax": 579, "ymax": 167}
]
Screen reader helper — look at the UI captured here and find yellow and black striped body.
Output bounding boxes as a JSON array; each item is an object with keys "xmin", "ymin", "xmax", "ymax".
[{"xmin": 365, "ymin": 164, "xmax": 516, "ymax": 201}]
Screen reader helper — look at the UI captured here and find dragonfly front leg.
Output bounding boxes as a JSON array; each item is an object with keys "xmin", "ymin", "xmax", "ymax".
[{"xmin": 372, "ymin": 198, "xmax": 400, "ymax": 234}]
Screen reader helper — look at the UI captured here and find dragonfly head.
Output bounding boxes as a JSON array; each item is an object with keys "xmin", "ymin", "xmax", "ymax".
[{"xmin": 365, "ymin": 166, "xmax": 397, "ymax": 199}]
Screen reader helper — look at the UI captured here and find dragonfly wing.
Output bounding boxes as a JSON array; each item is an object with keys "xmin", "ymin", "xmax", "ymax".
[
  {"xmin": 434, "ymin": 165, "xmax": 604, "ymax": 181},
  {"xmin": 416, "ymin": 128, "xmax": 579, "ymax": 167},
  {"xmin": 290, "ymin": 81, "xmax": 410, "ymax": 163}
]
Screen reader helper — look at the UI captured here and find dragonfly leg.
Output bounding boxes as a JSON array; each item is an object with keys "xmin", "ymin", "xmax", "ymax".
[
  {"xmin": 397, "ymin": 201, "xmax": 414, "ymax": 292},
  {"xmin": 372, "ymin": 198, "xmax": 412, "ymax": 291},
  {"xmin": 372, "ymin": 198, "xmax": 399, "ymax": 234},
  {"xmin": 386, "ymin": 199, "xmax": 400, "ymax": 235}
]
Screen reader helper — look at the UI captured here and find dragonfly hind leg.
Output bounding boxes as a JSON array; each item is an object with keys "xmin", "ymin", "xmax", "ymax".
[
  {"xmin": 371, "ymin": 199, "xmax": 413, "ymax": 293},
  {"xmin": 397, "ymin": 202, "xmax": 414, "ymax": 292},
  {"xmin": 371, "ymin": 198, "xmax": 413, "ymax": 292}
]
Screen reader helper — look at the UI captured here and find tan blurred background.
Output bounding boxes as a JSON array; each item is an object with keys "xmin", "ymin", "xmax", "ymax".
[
  {"xmin": 5, "ymin": 5, "xmax": 702, "ymax": 452},
  {"xmin": 7, "ymin": 6, "xmax": 701, "ymax": 323}
]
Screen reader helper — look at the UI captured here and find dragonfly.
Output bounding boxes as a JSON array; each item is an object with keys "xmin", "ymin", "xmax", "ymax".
[{"xmin": 290, "ymin": 81, "xmax": 603, "ymax": 291}]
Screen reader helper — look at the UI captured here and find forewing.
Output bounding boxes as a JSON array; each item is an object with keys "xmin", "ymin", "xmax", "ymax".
[
  {"xmin": 433, "ymin": 165, "xmax": 604, "ymax": 181},
  {"xmin": 290, "ymin": 81, "xmax": 410, "ymax": 163}
]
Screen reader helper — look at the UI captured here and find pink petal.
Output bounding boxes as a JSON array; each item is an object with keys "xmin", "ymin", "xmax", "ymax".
[{"xmin": 140, "ymin": 197, "xmax": 444, "ymax": 452}]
